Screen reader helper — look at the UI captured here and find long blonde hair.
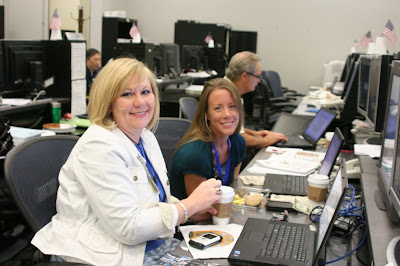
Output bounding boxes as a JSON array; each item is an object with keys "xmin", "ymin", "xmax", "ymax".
[
  {"xmin": 175, "ymin": 78, "xmax": 244, "ymax": 151},
  {"xmin": 87, "ymin": 57, "xmax": 160, "ymax": 131}
]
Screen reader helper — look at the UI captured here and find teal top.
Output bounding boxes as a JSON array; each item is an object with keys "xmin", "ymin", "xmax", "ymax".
[{"xmin": 169, "ymin": 133, "xmax": 246, "ymax": 199}]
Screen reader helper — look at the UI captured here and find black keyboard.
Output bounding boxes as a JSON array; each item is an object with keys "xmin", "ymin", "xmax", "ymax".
[
  {"xmin": 284, "ymin": 175, "xmax": 308, "ymax": 194},
  {"xmin": 259, "ymin": 224, "xmax": 307, "ymax": 261}
]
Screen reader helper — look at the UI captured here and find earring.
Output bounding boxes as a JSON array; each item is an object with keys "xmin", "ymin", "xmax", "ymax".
[{"xmin": 204, "ymin": 114, "xmax": 212, "ymax": 132}]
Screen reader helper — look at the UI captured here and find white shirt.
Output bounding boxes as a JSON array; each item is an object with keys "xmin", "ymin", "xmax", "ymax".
[{"xmin": 31, "ymin": 125, "xmax": 178, "ymax": 265}]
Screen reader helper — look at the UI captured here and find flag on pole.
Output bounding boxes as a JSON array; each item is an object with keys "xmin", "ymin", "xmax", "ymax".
[
  {"xmin": 353, "ymin": 40, "xmax": 359, "ymax": 48},
  {"xmin": 382, "ymin": 19, "xmax": 397, "ymax": 47},
  {"xmin": 204, "ymin": 33, "xmax": 213, "ymax": 44},
  {"xmin": 49, "ymin": 9, "xmax": 62, "ymax": 30},
  {"xmin": 361, "ymin": 31, "xmax": 372, "ymax": 48},
  {"xmin": 129, "ymin": 22, "xmax": 141, "ymax": 43}
]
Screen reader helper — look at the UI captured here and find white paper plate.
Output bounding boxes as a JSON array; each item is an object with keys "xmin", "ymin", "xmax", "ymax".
[{"xmin": 43, "ymin": 123, "xmax": 77, "ymax": 133}]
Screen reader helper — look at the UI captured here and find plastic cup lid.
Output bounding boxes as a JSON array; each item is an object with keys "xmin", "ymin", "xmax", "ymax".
[
  {"xmin": 308, "ymin": 174, "xmax": 329, "ymax": 185},
  {"xmin": 220, "ymin": 186, "xmax": 235, "ymax": 198}
]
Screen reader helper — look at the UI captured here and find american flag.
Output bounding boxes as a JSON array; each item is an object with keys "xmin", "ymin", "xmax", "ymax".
[
  {"xmin": 204, "ymin": 33, "xmax": 212, "ymax": 44},
  {"xmin": 129, "ymin": 22, "xmax": 140, "ymax": 39},
  {"xmin": 361, "ymin": 31, "xmax": 372, "ymax": 48},
  {"xmin": 49, "ymin": 9, "xmax": 62, "ymax": 30},
  {"xmin": 382, "ymin": 19, "xmax": 397, "ymax": 47},
  {"xmin": 353, "ymin": 40, "xmax": 359, "ymax": 48}
]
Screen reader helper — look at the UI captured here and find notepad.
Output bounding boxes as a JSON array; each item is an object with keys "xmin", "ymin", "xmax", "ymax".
[{"xmin": 10, "ymin": 126, "xmax": 45, "ymax": 146}]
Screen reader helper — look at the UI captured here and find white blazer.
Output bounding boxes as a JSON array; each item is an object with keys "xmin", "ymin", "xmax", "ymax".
[{"xmin": 31, "ymin": 125, "xmax": 178, "ymax": 265}]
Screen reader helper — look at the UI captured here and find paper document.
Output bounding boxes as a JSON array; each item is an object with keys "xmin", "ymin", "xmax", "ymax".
[
  {"xmin": 2, "ymin": 98, "xmax": 31, "ymax": 105},
  {"xmin": 179, "ymin": 223, "xmax": 243, "ymax": 259},
  {"xmin": 354, "ymin": 144, "xmax": 381, "ymax": 158}
]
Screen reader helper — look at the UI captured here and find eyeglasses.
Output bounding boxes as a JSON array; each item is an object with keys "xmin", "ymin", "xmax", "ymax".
[{"xmin": 245, "ymin": 72, "xmax": 262, "ymax": 80}]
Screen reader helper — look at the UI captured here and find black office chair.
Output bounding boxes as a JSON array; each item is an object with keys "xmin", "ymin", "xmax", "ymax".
[
  {"xmin": 4, "ymin": 135, "xmax": 80, "ymax": 264},
  {"xmin": 179, "ymin": 97, "xmax": 199, "ymax": 121},
  {"xmin": 154, "ymin": 118, "xmax": 191, "ymax": 170},
  {"xmin": 264, "ymin": 70, "xmax": 305, "ymax": 102}
]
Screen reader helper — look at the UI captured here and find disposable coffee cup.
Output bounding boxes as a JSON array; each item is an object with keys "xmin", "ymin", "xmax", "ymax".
[
  {"xmin": 307, "ymin": 174, "xmax": 329, "ymax": 202},
  {"xmin": 212, "ymin": 186, "xmax": 235, "ymax": 225}
]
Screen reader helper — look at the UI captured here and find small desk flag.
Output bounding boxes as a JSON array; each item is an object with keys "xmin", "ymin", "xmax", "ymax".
[
  {"xmin": 49, "ymin": 9, "xmax": 62, "ymax": 40},
  {"xmin": 382, "ymin": 19, "xmax": 397, "ymax": 47},
  {"xmin": 129, "ymin": 22, "xmax": 141, "ymax": 43},
  {"xmin": 204, "ymin": 33, "xmax": 213, "ymax": 44},
  {"xmin": 361, "ymin": 31, "xmax": 372, "ymax": 48}
]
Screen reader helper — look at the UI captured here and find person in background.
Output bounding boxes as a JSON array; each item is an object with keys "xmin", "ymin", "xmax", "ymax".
[
  {"xmin": 31, "ymin": 58, "xmax": 222, "ymax": 266},
  {"xmin": 86, "ymin": 48, "xmax": 102, "ymax": 95},
  {"xmin": 225, "ymin": 51, "xmax": 287, "ymax": 149},
  {"xmin": 169, "ymin": 78, "xmax": 246, "ymax": 220}
]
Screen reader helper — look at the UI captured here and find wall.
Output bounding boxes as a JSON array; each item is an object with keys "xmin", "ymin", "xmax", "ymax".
[
  {"xmin": 3, "ymin": 0, "xmax": 400, "ymax": 93},
  {"xmin": 100, "ymin": 0, "xmax": 400, "ymax": 93}
]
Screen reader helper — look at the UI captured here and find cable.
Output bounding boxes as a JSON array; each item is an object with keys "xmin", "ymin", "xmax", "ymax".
[{"xmin": 319, "ymin": 220, "xmax": 367, "ymax": 265}]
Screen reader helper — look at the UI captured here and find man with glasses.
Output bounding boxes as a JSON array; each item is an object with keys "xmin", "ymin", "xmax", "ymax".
[{"xmin": 225, "ymin": 51, "xmax": 287, "ymax": 152}]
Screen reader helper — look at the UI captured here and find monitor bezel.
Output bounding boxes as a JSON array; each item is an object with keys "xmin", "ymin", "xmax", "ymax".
[{"xmin": 357, "ymin": 55, "xmax": 373, "ymax": 121}]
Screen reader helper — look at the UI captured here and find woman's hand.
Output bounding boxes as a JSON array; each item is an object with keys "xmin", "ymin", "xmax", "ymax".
[{"xmin": 180, "ymin": 178, "xmax": 222, "ymax": 217}]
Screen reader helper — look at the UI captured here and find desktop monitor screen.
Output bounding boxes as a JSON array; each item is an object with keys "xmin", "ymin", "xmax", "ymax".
[
  {"xmin": 319, "ymin": 128, "xmax": 344, "ymax": 176},
  {"xmin": 366, "ymin": 55, "xmax": 381, "ymax": 128},
  {"xmin": 357, "ymin": 55, "xmax": 372, "ymax": 117},
  {"xmin": 181, "ymin": 45, "xmax": 206, "ymax": 72},
  {"xmin": 378, "ymin": 60, "xmax": 400, "ymax": 214},
  {"xmin": 159, "ymin": 43, "xmax": 181, "ymax": 77}
]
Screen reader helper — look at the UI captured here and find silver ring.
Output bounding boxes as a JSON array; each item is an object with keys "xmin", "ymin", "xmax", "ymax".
[{"xmin": 216, "ymin": 187, "xmax": 222, "ymax": 195}]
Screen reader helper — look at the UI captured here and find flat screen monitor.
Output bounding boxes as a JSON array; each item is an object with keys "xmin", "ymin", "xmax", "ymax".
[
  {"xmin": 366, "ymin": 55, "xmax": 381, "ymax": 128},
  {"xmin": 357, "ymin": 55, "xmax": 372, "ymax": 118},
  {"xmin": 159, "ymin": 43, "xmax": 181, "ymax": 77},
  {"xmin": 378, "ymin": 60, "xmax": 400, "ymax": 218},
  {"xmin": 340, "ymin": 53, "xmax": 362, "ymax": 83},
  {"xmin": 1, "ymin": 40, "xmax": 42, "ymax": 97},
  {"xmin": 180, "ymin": 45, "xmax": 207, "ymax": 72}
]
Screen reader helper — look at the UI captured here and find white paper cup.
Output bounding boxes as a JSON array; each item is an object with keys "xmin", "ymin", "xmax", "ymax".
[
  {"xmin": 307, "ymin": 174, "xmax": 329, "ymax": 202},
  {"xmin": 212, "ymin": 186, "xmax": 235, "ymax": 225}
]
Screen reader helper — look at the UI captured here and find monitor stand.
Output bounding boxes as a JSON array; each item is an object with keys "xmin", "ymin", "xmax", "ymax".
[
  {"xmin": 374, "ymin": 190, "xmax": 388, "ymax": 211},
  {"xmin": 387, "ymin": 236, "xmax": 400, "ymax": 265},
  {"xmin": 365, "ymin": 136, "xmax": 382, "ymax": 145}
]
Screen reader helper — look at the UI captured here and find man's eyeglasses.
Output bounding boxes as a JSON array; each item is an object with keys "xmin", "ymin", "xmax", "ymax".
[{"xmin": 245, "ymin": 72, "xmax": 262, "ymax": 80}]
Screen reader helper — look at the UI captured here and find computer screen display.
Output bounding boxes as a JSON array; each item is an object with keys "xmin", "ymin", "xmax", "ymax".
[
  {"xmin": 366, "ymin": 56, "xmax": 381, "ymax": 128},
  {"xmin": 303, "ymin": 109, "xmax": 336, "ymax": 142},
  {"xmin": 319, "ymin": 128, "xmax": 344, "ymax": 176},
  {"xmin": 357, "ymin": 56, "xmax": 372, "ymax": 116},
  {"xmin": 343, "ymin": 60, "xmax": 359, "ymax": 102},
  {"xmin": 159, "ymin": 43, "xmax": 181, "ymax": 77},
  {"xmin": 378, "ymin": 61, "xmax": 400, "ymax": 216},
  {"xmin": 181, "ymin": 45, "xmax": 206, "ymax": 72}
]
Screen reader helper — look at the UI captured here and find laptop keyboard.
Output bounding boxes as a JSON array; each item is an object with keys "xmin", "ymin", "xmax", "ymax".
[
  {"xmin": 259, "ymin": 224, "xmax": 307, "ymax": 261},
  {"xmin": 284, "ymin": 175, "xmax": 308, "ymax": 194}
]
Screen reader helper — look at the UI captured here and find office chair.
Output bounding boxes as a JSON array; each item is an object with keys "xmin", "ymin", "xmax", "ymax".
[
  {"xmin": 4, "ymin": 135, "xmax": 80, "ymax": 264},
  {"xmin": 179, "ymin": 97, "xmax": 199, "ymax": 121},
  {"xmin": 264, "ymin": 70, "xmax": 305, "ymax": 102},
  {"xmin": 154, "ymin": 118, "xmax": 191, "ymax": 170}
]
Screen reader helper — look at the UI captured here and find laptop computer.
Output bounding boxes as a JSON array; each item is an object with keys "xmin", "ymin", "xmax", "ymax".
[
  {"xmin": 275, "ymin": 108, "xmax": 337, "ymax": 150},
  {"xmin": 228, "ymin": 169, "xmax": 346, "ymax": 266},
  {"xmin": 263, "ymin": 127, "xmax": 344, "ymax": 196},
  {"xmin": 271, "ymin": 113, "xmax": 313, "ymax": 136}
]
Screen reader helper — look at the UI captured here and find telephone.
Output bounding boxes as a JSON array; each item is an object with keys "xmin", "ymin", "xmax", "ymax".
[{"xmin": 344, "ymin": 158, "xmax": 361, "ymax": 179}]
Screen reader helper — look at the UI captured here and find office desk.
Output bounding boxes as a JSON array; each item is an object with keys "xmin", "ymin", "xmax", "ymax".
[{"xmin": 0, "ymin": 98, "xmax": 70, "ymax": 128}]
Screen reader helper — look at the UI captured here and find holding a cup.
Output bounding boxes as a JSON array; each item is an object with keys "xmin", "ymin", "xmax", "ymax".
[{"xmin": 212, "ymin": 186, "xmax": 235, "ymax": 225}]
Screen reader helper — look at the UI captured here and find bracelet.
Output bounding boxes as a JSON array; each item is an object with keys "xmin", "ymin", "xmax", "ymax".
[{"xmin": 177, "ymin": 202, "xmax": 189, "ymax": 224}]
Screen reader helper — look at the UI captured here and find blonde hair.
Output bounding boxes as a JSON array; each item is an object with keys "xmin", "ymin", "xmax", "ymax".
[
  {"xmin": 87, "ymin": 57, "xmax": 160, "ymax": 131},
  {"xmin": 175, "ymin": 78, "xmax": 244, "ymax": 151}
]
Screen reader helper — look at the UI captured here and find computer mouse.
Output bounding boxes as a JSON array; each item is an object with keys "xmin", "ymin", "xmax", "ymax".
[
  {"xmin": 276, "ymin": 140, "xmax": 286, "ymax": 146},
  {"xmin": 307, "ymin": 104, "xmax": 317, "ymax": 108}
]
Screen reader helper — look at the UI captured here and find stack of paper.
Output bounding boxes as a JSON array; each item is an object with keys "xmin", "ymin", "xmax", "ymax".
[{"xmin": 9, "ymin": 126, "xmax": 45, "ymax": 146}]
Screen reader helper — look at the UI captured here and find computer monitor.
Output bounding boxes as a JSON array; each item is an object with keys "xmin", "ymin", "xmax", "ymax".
[
  {"xmin": 0, "ymin": 40, "xmax": 42, "ymax": 97},
  {"xmin": 340, "ymin": 53, "xmax": 362, "ymax": 83},
  {"xmin": 159, "ymin": 43, "xmax": 181, "ymax": 77},
  {"xmin": 357, "ymin": 55, "xmax": 372, "ymax": 119},
  {"xmin": 180, "ymin": 45, "xmax": 207, "ymax": 72},
  {"xmin": 377, "ymin": 60, "xmax": 400, "ymax": 221},
  {"xmin": 112, "ymin": 43, "xmax": 157, "ymax": 73}
]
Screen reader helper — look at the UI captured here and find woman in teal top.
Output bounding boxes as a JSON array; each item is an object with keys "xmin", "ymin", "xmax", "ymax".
[{"xmin": 169, "ymin": 78, "xmax": 246, "ymax": 207}]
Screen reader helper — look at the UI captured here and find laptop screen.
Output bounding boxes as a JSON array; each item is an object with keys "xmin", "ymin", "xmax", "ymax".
[
  {"xmin": 318, "ymin": 132, "xmax": 341, "ymax": 176},
  {"xmin": 316, "ymin": 169, "xmax": 343, "ymax": 252},
  {"xmin": 303, "ymin": 109, "xmax": 336, "ymax": 141}
]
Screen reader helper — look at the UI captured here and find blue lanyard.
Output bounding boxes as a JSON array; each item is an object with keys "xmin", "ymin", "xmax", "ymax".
[
  {"xmin": 211, "ymin": 138, "xmax": 232, "ymax": 186},
  {"xmin": 135, "ymin": 139, "xmax": 166, "ymax": 203}
]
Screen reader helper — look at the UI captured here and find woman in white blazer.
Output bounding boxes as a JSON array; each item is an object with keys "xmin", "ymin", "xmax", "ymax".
[{"xmin": 31, "ymin": 58, "xmax": 223, "ymax": 265}]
